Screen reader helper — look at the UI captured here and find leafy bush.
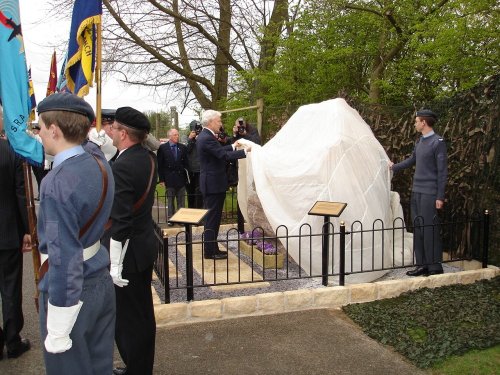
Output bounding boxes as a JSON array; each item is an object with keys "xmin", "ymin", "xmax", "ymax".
[{"xmin": 343, "ymin": 276, "xmax": 500, "ymax": 368}]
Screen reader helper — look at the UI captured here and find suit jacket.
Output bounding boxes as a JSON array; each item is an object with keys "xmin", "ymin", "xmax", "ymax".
[
  {"xmin": 157, "ymin": 142, "xmax": 188, "ymax": 189},
  {"xmin": 196, "ymin": 128, "xmax": 246, "ymax": 195},
  {"xmin": 0, "ymin": 139, "xmax": 28, "ymax": 249},
  {"xmin": 105, "ymin": 144, "xmax": 158, "ymax": 273}
]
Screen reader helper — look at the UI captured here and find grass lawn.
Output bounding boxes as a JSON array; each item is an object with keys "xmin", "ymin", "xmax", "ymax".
[
  {"xmin": 429, "ymin": 344, "xmax": 500, "ymax": 375},
  {"xmin": 342, "ymin": 276, "xmax": 500, "ymax": 371}
]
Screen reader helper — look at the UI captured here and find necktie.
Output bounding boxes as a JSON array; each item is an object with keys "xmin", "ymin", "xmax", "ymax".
[{"xmin": 171, "ymin": 145, "xmax": 177, "ymax": 160}]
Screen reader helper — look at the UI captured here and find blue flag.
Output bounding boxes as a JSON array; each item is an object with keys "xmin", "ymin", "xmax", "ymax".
[
  {"xmin": 0, "ymin": 0, "xmax": 43, "ymax": 166},
  {"xmin": 56, "ymin": 53, "xmax": 69, "ymax": 93},
  {"xmin": 66, "ymin": 0, "xmax": 102, "ymax": 97}
]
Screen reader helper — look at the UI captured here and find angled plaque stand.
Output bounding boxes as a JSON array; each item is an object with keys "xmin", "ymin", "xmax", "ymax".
[
  {"xmin": 308, "ymin": 201, "xmax": 347, "ymax": 286},
  {"xmin": 169, "ymin": 208, "xmax": 208, "ymax": 301}
]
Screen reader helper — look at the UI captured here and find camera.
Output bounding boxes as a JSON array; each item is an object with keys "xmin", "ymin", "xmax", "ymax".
[
  {"xmin": 190, "ymin": 120, "xmax": 202, "ymax": 135},
  {"xmin": 237, "ymin": 117, "xmax": 246, "ymax": 134},
  {"xmin": 217, "ymin": 127, "xmax": 227, "ymax": 141},
  {"xmin": 194, "ymin": 123, "xmax": 202, "ymax": 135}
]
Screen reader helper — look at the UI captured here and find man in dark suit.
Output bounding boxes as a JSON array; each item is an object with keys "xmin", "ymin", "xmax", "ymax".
[
  {"xmin": 197, "ymin": 110, "xmax": 250, "ymax": 259},
  {"xmin": 105, "ymin": 107, "xmax": 158, "ymax": 375},
  {"xmin": 157, "ymin": 128, "xmax": 188, "ymax": 225},
  {"xmin": 0, "ymin": 105, "xmax": 32, "ymax": 360}
]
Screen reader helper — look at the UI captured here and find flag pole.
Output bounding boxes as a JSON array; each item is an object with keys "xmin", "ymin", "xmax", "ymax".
[
  {"xmin": 23, "ymin": 162, "xmax": 41, "ymax": 312},
  {"xmin": 95, "ymin": 18, "xmax": 102, "ymax": 131}
]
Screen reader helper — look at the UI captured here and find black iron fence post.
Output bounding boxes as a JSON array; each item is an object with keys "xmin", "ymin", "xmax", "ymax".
[
  {"xmin": 339, "ymin": 221, "xmax": 346, "ymax": 286},
  {"xmin": 482, "ymin": 210, "xmax": 490, "ymax": 268},
  {"xmin": 321, "ymin": 216, "xmax": 330, "ymax": 286},
  {"xmin": 163, "ymin": 235, "xmax": 170, "ymax": 304},
  {"xmin": 185, "ymin": 224, "xmax": 194, "ymax": 301}
]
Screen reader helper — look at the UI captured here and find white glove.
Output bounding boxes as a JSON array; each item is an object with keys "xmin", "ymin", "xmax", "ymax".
[
  {"xmin": 88, "ymin": 128, "xmax": 107, "ymax": 146},
  {"xmin": 45, "ymin": 300, "xmax": 83, "ymax": 354},
  {"xmin": 110, "ymin": 238, "xmax": 129, "ymax": 287}
]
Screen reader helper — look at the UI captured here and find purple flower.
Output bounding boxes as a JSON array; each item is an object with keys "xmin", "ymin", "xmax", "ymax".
[{"xmin": 256, "ymin": 241, "xmax": 277, "ymax": 255}]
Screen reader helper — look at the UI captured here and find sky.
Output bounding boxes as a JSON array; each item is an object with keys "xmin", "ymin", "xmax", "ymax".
[{"xmin": 19, "ymin": 0, "xmax": 195, "ymax": 126}]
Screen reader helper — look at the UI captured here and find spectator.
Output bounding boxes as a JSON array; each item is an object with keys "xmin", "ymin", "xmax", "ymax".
[
  {"xmin": 229, "ymin": 118, "xmax": 262, "ymax": 232},
  {"xmin": 157, "ymin": 128, "xmax": 189, "ymax": 225},
  {"xmin": 0, "ymin": 104, "xmax": 32, "ymax": 360},
  {"xmin": 186, "ymin": 120, "xmax": 204, "ymax": 208}
]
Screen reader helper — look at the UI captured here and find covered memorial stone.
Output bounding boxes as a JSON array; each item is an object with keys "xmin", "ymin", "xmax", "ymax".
[{"xmin": 237, "ymin": 98, "xmax": 412, "ymax": 283}]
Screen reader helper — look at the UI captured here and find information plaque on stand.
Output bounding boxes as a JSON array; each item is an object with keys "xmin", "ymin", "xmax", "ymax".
[
  {"xmin": 308, "ymin": 200, "xmax": 347, "ymax": 287},
  {"xmin": 169, "ymin": 208, "xmax": 208, "ymax": 225},
  {"xmin": 308, "ymin": 201, "xmax": 347, "ymax": 217},
  {"xmin": 168, "ymin": 208, "xmax": 208, "ymax": 301}
]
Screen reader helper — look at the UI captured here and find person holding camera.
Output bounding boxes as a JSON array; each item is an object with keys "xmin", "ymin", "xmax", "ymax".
[
  {"xmin": 229, "ymin": 118, "xmax": 261, "ymax": 233},
  {"xmin": 186, "ymin": 121, "xmax": 204, "ymax": 209}
]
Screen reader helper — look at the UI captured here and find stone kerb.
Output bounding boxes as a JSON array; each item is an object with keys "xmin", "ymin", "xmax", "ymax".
[{"xmin": 153, "ymin": 266, "xmax": 500, "ymax": 327}]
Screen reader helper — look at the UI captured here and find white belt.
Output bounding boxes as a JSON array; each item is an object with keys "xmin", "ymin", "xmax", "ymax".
[{"xmin": 40, "ymin": 241, "xmax": 101, "ymax": 264}]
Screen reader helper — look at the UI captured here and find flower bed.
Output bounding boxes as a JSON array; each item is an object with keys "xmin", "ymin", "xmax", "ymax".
[{"xmin": 239, "ymin": 230, "xmax": 284, "ymax": 269}]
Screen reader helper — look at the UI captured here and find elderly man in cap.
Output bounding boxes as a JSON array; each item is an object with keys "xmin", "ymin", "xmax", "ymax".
[
  {"xmin": 389, "ymin": 109, "xmax": 448, "ymax": 277},
  {"xmin": 36, "ymin": 92, "xmax": 116, "ymax": 374},
  {"xmin": 104, "ymin": 106, "xmax": 158, "ymax": 375}
]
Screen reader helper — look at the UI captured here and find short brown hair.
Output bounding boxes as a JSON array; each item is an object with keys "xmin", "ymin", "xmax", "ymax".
[{"xmin": 40, "ymin": 110, "xmax": 90, "ymax": 144}]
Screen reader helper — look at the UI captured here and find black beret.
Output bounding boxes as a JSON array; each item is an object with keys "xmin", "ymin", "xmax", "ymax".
[
  {"xmin": 101, "ymin": 109, "xmax": 116, "ymax": 122},
  {"xmin": 416, "ymin": 109, "xmax": 438, "ymax": 120},
  {"xmin": 37, "ymin": 92, "xmax": 95, "ymax": 122},
  {"xmin": 115, "ymin": 106, "xmax": 150, "ymax": 133}
]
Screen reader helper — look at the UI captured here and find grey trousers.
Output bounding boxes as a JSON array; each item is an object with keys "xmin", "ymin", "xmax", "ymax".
[
  {"xmin": 166, "ymin": 186, "xmax": 186, "ymax": 220},
  {"xmin": 411, "ymin": 192, "xmax": 443, "ymax": 272},
  {"xmin": 39, "ymin": 269, "xmax": 116, "ymax": 375}
]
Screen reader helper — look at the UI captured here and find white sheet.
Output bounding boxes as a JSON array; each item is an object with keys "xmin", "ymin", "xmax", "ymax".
[{"xmin": 237, "ymin": 98, "xmax": 413, "ymax": 284}]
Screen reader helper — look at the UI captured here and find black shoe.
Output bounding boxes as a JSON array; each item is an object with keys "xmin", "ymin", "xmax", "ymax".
[
  {"xmin": 428, "ymin": 269, "xmax": 444, "ymax": 276},
  {"xmin": 204, "ymin": 251, "xmax": 228, "ymax": 260},
  {"xmin": 7, "ymin": 338, "xmax": 30, "ymax": 359},
  {"xmin": 406, "ymin": 267, "xmax": 429, "ymax": 277},
  {"xmin": 113, "ymin": 367, "xmax": 127, "ymax": 375}
]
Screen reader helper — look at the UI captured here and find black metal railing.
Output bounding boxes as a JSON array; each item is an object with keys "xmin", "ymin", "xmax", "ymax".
[
  {"xmin": 153, "ymin": 188, "xmax": 239, "ymax": 224},
  {"xmin": 153, "ymin": 210, "xmax": 490, "ymax": 303}
]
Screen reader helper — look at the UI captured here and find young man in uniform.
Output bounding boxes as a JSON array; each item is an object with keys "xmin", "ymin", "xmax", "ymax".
[
  {"xmin": 390, "ymin": 109, "xmax": 448, "ymax": 276},
  {"xmin": 36, "ymin": 92, "xmax": 116, "ymax": 374}
]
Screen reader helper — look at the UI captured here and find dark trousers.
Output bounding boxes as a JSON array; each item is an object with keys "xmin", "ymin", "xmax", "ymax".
[
  {"xmin": 203, "ymin": 192, "xmax": 226, "ymax": 255},
  {"xmin": 0, "ymin": 248, "xmax": 24, "ymax": 350},
  {"xmin": 186, "ymin": 172, "xmax": 203, "ymax": 208},
  {"xmin": 40, "ymin": 270, "xmax": 115, "ymax": 375},
  {"xmin": 166, "ymin": 186, "xmax": 186, "ymax": 221},
  {"xmin": 411, "ymin": 192, "xmax": 443, "ymax": 272},
  {"xmin": 115, "ymin": 266, "xmax": 156, "ymax": 375}
]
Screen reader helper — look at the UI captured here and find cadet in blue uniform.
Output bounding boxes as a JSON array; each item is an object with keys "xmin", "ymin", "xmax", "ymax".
[
  {"xmin": 390, "ymin": 109, "xmax": 448, "ymax": 276},
  {"xmin": 36, "ymin": 93, "xmax": 116, "ymax": 374}
]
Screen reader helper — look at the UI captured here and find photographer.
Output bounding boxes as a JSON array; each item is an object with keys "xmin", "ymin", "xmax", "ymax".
[
  {"xmin": 229, "ymin": 118, "xmax": 261, "ymax": 233},
  {"xmin": 186, "ymin": 120, "xmax": 204, "ymax": 208}
]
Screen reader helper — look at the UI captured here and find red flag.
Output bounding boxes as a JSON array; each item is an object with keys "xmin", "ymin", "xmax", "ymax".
[{"xmin": 46, "ymin": 51, "xmax": 57, "ymax": 97}]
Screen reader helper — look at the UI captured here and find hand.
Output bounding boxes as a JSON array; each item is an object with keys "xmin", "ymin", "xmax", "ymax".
[
  {"xmin": 110, "ymin": 263, "xmax": 129, "ymax": 287},
  {"xmin": 45, "ymin": 301, "xmax": 83, "ymax": 354},
  {"xmin": 109, "ymin": 239, "xmax": 129, "ymax": 287},
  {"xmin": 21, "ymin": 234, "xmax": 32, "ymax": 253},
  {"xmin": 246, "ymin": 146, "xmax": 252, "ymax": 152},
  {"xmin": 388, "ymin": 161, "xmax": 394, "ymax": 170},
  {"xmin": 189, "ymin": 131, "xmax": 197, "ymax": 139},
  {"xmin": 436, "ymin": 200, "xmax": 444, "ymax": 209}
]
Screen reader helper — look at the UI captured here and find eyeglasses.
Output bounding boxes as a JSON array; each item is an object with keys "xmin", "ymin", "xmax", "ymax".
[{"xmin": 110, "ymin": 124, "xmax": 122, "ymax": 130}]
